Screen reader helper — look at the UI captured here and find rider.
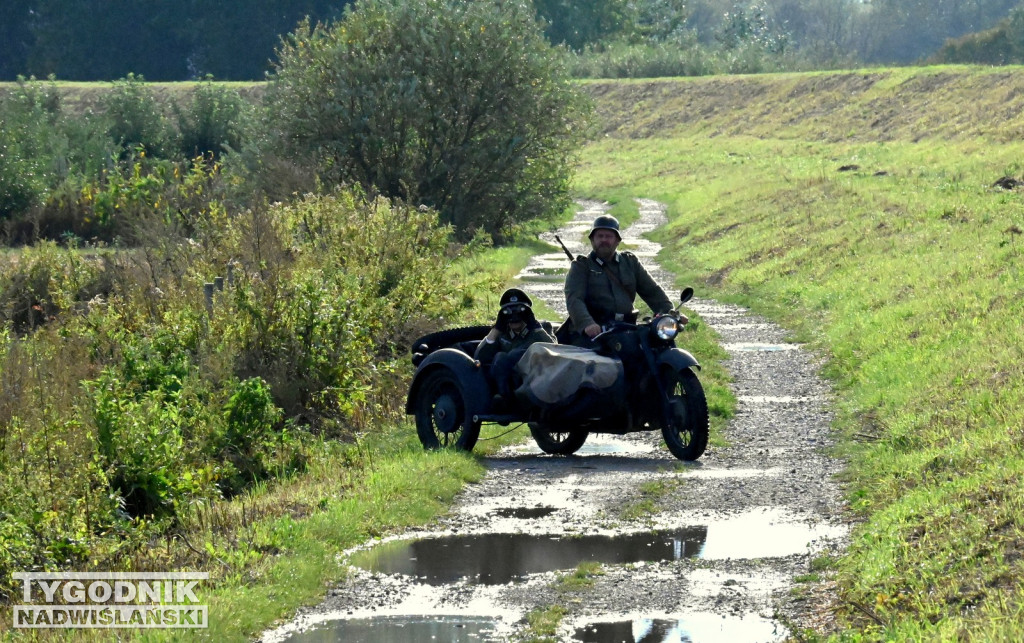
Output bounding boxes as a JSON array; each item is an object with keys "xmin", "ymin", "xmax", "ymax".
[
  {"xmin": 475, "ymin": 288, "xmax": 555, "ymax": 399},
  {"xmin": 563, "ymin": 215, "xmax": 676, "ymax": 344}
]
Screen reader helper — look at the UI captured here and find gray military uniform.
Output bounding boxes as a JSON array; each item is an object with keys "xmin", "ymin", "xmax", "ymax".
[
  {"xmin": 474, "ymin": 326, "xmax": 555, "ymax": 364},
  {"xmin": 564, "ymin": 250, "xmax": 672, "ymax": 332}
]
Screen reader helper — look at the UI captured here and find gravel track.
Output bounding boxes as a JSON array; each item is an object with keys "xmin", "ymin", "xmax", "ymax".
[{"xmin": 262, "ymin": 200, "xmax": 848, "ymax": 642}]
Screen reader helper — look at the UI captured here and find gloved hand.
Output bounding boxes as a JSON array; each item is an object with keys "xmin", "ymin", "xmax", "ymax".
[
  {"xmin": 494, "ymin": 307, "xmax": 510, "ymax": 332},
  {"xmin": 521, "ymin": 307, "xmax": 540, "ymax": 330}
]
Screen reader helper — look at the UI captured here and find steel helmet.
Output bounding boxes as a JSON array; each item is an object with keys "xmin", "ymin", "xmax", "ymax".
[{"xmin": 589, "ymin": 215, "xmax": 621, "ymax": 240}]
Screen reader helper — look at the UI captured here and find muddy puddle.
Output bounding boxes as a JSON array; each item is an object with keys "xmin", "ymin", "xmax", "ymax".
[
  {"xmin": 280, "ymin": 612, "xmax": 785, "ymax": 643},
  {"xmin": 349, "ymin": 528, "xmax": 708, "ymax": 585},
  {"xmin": 348, "ymin": 509, "xmax": 841, "ymax": 585},
  {"xmin": 280, "ymin": 615, "xmax": 504, "ymax": 642},
  {"xmin": 573, "ymin": 614, "xmax": 786, "ymax": 642}
]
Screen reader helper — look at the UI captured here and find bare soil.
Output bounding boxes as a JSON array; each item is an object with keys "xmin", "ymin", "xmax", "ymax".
[{"xmin": 261, "ymin": 200, "xmax": 849, "ymax": 642}]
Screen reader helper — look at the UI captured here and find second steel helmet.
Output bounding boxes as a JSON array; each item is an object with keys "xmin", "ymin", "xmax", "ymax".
[{"xmin": 589, "ymin": 215, "xmax": 621, "ymax": 240}]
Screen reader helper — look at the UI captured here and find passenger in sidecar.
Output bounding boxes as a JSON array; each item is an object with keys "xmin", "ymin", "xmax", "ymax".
[
  {"xmin": 473, "ymin": 289, "xmax": 554, "ymax": 403},
  {"xmin": 406, "ymin": 313, "xmax": 626, "ymax": 453}
]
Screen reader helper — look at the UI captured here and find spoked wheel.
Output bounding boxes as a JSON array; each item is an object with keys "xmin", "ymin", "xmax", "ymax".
[
  {"xmin": 529, "ymin": 423, "xmax": 589, "ymax": 455},
  {"xmin": 660, "ymin": 367, "xmax": 709, "ymax": 461},
  {"xmin": 414, "ymin": 369, "xmax": 481, "ymax": 451}
]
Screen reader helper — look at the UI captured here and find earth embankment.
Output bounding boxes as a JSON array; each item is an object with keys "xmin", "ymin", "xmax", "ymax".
[{"xmin": 581, "ymin": 66, "xmax": 1024, "ymax": 143}]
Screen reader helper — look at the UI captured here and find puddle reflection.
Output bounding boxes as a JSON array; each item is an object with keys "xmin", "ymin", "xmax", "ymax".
[
  {"xmin": 281, "ymin": 615, "xmax": 502, "ymax": 642},
  {"xmin": 350, "ymin": 529, "xmax": 707, "ymax": 585},
  {"xmin": 574, "ymin": 615, "xmax": 786, "ymax": 643},
  {"xmin": 351, "ymin": 510, "xmax": 841, "ymax": 585}
]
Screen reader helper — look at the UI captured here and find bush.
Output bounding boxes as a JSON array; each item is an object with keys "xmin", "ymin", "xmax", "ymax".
[
  {"xmin": 934, "ymin": 8, "xmax": 1024, "ymax": 65},
  {"xmin": 224, "ymin": 192, "xmax": 462, "ymax": 432},
  {"xmin": 0, "ymin": 80, "xmax": 65, "ymax": 221},
  {"xmin": 0, "ymin": 180, "xmax": 473, "ymax": 591},
  {"xmin": 174, "ymin": 79, "xmax": 255, "ymax": 159},
  {"xmin": 101, "ymin": 74, "xmax": 173, "ymax": 159},
  {"xmin": 260, "ymin": 0, "xmax": 591, "ymax": 240}
]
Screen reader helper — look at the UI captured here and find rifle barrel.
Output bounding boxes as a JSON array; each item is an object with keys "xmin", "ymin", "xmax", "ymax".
[{"xmin": 554, "ymin": 235, "xmax": 575, "ymax": 262}]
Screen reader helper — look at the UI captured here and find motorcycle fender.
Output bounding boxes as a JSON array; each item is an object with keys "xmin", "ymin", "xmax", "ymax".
[
  {"xmin": 657, "ymin": 347, "xmax": 701, "ymax": 372},
  {"xmin": 405, "ymin": 348, "xmax": 491, "ymax": 415}
]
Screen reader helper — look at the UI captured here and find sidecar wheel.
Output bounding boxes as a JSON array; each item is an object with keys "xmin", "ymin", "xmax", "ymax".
[
  {"xmin": 660, "ymin": 368, "xmax": 709, "ymax": 461},
  {"xmin": 529, "ymin": 423, "xmax": 589, "ymax": 455},
  {"xmin": 414, "ymin": 369, "xmax": 481, "ymax": 452}
]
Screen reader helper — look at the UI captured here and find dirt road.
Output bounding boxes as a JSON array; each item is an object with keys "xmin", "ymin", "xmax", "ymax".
[{"xmin": 262, "ymin": 200, "xmax": 848, "ymax": 642}]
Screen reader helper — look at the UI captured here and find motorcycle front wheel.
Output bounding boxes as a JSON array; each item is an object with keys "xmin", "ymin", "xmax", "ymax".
[
  {"xmin": 660, "ymin": 368, "xmax": 709, "ymax": 461},
  {"xmin": 529, "ymin": 423, "xmax": 589, "ymax": 455},
  {"xmin": 414, "ymin": 369, "xmax": 481, "ymax": 452}
]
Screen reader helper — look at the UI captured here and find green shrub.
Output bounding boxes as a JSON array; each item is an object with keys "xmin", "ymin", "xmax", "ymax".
[
  {"xmin": 0, "ymin": 183, "xmax": 473, "ymax": 588},
  {"xmin": 261, "ymin": 0, "xmax": 591, "ymax": 240},
  {"xmin": 934, "ymin": 7, "xmax": 1024, "ymax": 64},
  {"xmin": 101, "ymin": 74, "xmax": 173, "ymax": 159},
  {"xmin": 221, "ymin": 377, "xmax": 288, "ymax": 490},
  {"xmin": 0, "ymin": 240, "xmax": 111, "ymax": 332},
  {"xmin": 224, "ymin": 192, "xmax": 461, "ymax": 434},
  {"xmin": 174, "ymin": 79, "xmax": 255, "ymax": 159},
  {"xmin": 0, "ymin": 79, "xmax": 63, "ymax": 221},
  {"xmin": 0, "ymin": 78, "xmax": 117, "ymax": 237}
]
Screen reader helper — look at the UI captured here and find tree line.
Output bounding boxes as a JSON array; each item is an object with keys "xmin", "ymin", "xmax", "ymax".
[{"xmin": 4, "ymin": 1, "xmax": 1024, "ymax": 82}]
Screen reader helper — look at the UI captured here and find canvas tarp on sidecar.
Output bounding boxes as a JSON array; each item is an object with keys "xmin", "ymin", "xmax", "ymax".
[{"xmin": 513, "ymin": 343, "xmax": 624, "ymax": 409}]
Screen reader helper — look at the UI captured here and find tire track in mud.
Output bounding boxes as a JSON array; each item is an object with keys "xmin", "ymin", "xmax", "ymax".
[{"xmin": 262, "ymin": 200, "xmax": 847, "ymax": 642}]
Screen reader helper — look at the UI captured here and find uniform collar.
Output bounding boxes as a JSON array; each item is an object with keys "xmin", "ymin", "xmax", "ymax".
[{"xmin": 591, "ymin": 251, "xmax": 620, "ymax": 266}]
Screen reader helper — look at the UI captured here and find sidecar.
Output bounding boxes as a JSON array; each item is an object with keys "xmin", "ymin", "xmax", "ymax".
[
  {"xmin": 408, "ymin": 287, "xmax": 709, "ymax": 460},
  {"xmin": 405, "ymin": 322, "xmax": 634, "ymax": 455}
]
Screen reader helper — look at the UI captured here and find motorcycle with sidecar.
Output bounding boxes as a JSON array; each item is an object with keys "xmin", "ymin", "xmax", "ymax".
[{"xmin": 405, "ymin": 288, "xmax": 708, "ymax": 461}]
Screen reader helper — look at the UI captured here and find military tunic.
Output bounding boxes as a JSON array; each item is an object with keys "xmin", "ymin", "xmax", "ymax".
[
  {"xmin": 564, "ymin": 250, "xmax": 672, "ymax": 331},
  {"xmin": 474, "ymin": 326, "xmax": 555, "ymax": 364}
]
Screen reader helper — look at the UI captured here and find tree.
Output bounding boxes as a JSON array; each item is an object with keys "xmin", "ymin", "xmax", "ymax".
[
  {"xmin": 27, "ymin": 0, "xmax": 191, "ymax": 80},
  {"xmin": 935, "ymin": 6, "xmax": 1024, "ymax": 65},
  {"xmin": 183, "ymin": 0, "xmax": 350, "ymax": 80},
  {"xmin": 261, "ymin": 0, "xmax": 591, "ymax": 240},
  {"xmin": 853, "ymin": 0, "xmax": 1020, "ymax": 63},
  {"xmin": 532, "ymin": 0, "xmax": 632, "ymax": 50},
  {"xmin": 0, "ymin": 2, "xmax": 35, "ymax": 80},
  {"xmin": 10, "ymin": 0, "xmax": 349, "ymax": 81}
]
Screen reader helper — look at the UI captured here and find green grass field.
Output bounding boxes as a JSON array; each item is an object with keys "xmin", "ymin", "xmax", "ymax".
[{"xmin": 574, "ymin": 64, "xmax": 1024, "ymax": 640}]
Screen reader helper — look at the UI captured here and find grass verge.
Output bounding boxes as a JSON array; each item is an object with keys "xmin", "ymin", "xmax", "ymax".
[{"xmin": 574, "ymin": 65, "xmax": 1024, "ymax": 639}]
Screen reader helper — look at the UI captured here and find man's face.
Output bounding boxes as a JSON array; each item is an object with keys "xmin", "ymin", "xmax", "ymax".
[{"xmin": 590, "ymin": 229, "xmax": 620, "ymax": 260}]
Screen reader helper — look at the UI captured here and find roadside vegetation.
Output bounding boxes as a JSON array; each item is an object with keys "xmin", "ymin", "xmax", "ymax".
[
  {"xmin": 0, "ymin": 0, "xmax": 599, "ymax": 636},
  {"xmin": 3, "ymin": 2, "xmax": 1024, "ymax": 641},
  {"xmin": 0, "ymin": 1, "xmax": 735, "ymax": 638},
  {"xmin": 574, "ymin": 64, "xmax": 1024, "ymax": 640}
]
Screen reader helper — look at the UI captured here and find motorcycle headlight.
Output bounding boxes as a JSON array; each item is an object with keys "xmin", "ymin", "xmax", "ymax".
[{"xmin": 655, "ymin": 316, "xmax": 679, "ymax": 340}]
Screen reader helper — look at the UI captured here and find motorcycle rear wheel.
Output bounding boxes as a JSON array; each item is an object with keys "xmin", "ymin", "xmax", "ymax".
[
  {"xmin": 414, "ymin": 369, "xmax": 481, "ymax": 452},
  {"xmin": 529, "ymin": 423, "xmax": 589, "ymax": 455},
  {"xmin": 660, "ymin": 368, "xmax": 709, "ymax": 461}
]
